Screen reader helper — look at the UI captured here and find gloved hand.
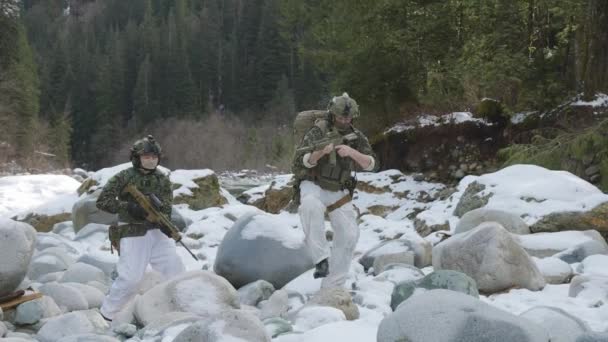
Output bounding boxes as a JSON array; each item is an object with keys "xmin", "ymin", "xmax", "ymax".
[{"xmin": 127, "ymin": 202, "xmax": 147, "ymax": 220}]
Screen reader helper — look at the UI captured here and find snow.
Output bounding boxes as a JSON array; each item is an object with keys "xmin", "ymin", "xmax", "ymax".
[
  {"xmin": 170, "ymin": 169, "xmax": 215, "ymax": 197},
  {"xmin": 240, "ymin": 213, "xmax": 306, "ymax": 249},
  {"xmin": 511, "ymin": 111, "xmax": 536, "ymax": 124},
  {"xmin": 3, "ymin": 163, "xmax": 608, "ymax": 341},
  {"xmin": 385, "ymin": 111, "xmax": 489, "ymax": 134},
  {"xmin": 572, "ymin": 93, "xmax": 608, "ymax": 108},
  {"xmin": 0, "ymin": 174, "xmax": 80, "ymax": 219}
]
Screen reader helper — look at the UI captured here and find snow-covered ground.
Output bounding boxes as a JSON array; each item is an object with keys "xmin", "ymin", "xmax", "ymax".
[{"xmin": 3, "ymin": 164, "xmax": 608, "ymax": 340}]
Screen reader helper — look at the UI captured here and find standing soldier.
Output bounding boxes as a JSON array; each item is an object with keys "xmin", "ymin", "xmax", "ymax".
[
  {"xmin": 293, "ymin": 93, "xmax": 378, "ymax": 289},
  {"xmin": 97, "ymin": 135, "xmax": 185, "ymax": 321}
]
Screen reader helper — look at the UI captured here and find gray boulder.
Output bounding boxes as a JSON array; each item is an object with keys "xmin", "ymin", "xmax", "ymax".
[
  {"xmin": 28, "ymin": 248, "xmax": 74, "ymax": 281},
  {"xmin": 74, "ymin": 223, "xmax": 108, "ymax": 241},
  {"xmin": 453, "ymin": 181, "xmax": 491, "ymax": 217},
  {"xmin": 57, "ymin": 335, "xmax": 120, "ymax": 342},
  {"xmin": 569, "ymin": 275, "xmax": 608, "ymax": 300},
  {"xmin": 455, "ymin": 208, "xmax": 530, "ymax": 235},
  {"xmin": 0, "ymin": 321, "xmax": 6, "ymax": 338},
  {"xmin": 171, "ymin": 209, "xmax": 192, "ymax": 231},
  {"xmin": 373, "ymin": 264, "xmax": 425, "ymax": 285},
  {"xmin": 63, "ymin": 283, "xmax": 105, "ymax": 308},
  {"xmin": 517, "ymin": 230, "xmax": 608, "ymax": 258},
  {"xmin": 377, "ymin": 289, "xmax": 549, "ymax": 342},
  {"xmin": 34, "ymin": 233, "xmax": 79, "ymax": 254},
  {"xmin": 259, "ymin": 289, "xmax": 289, "ymax": 320},
  {"xmin": 214, "ymin": 213, "xmax": 314, "ymax": 289},
  {"xmin": 36, "ymin": 310, "xmax": 109, "ymax": 342},
  {"xmin": 391, "ymin": 270, "xmax": 479, "ymax": 311},
  {"xmin": 137, "ymin": 312, "xmax": 200, "ymax": 340},
  {"xmin": 134, "ymin": 270, "xmax": 240, "ymax": 326},
  {"xmin": 173, "ymin": 310, "xmax": 270, "ymax": 342},
  {"xmin": 238, "ymin": 280, "xmax": 275, "ymax": 307},
  {"xmin": 0, "ymin": 218, "xmax": 37, "ymax": 297},
  {"xmin": 75, "ymin": 254, "xmax": 116, "ymax": 278},
  {"xmin": 39, "ymin": 283, "xmax": 89, "ymax": 312},
  {"xmin": 359, "ymin": 238, "xmax": 432, "ymax": 272},
  {"xmin": 59, "ymin": 263, "xmax": 106, "ymax": 284},
  {"xmin": 433, "ymin": 222, "xmax": 545, "ymax": 293},
  {"xmin": 520, "ymin": 306, "xmax": 590, "ymax": 342},
  {"xmin": 15, "ymin": 296, "xmax": 61, "ymax": 325},
  {"xmin": 71, "ymin": 191, "xmax": 117, "ymax": 232}
]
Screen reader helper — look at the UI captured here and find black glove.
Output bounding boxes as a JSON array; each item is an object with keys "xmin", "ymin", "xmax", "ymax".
[{"xmin": 127, "ymin": 202, "xmax": 147, "ymax": 220}]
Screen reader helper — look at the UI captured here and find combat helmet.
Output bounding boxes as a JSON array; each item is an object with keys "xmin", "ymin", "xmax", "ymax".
[
  {"xmin": 130, "ymin": 135, "xmax": 162, "ymax": 169},
  {"xmin": 327, "ymin": 92, "xmax": 360, "ymax": 118}
]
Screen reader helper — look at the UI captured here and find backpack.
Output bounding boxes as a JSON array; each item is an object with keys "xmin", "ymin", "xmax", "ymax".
[{"xmin": 293, "ymin": 110, "xmax": 330, "ymax": 145}]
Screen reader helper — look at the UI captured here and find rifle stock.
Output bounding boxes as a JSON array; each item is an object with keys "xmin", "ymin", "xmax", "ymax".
[{"xmin": 125, "ymin": 184, "xmax": 199, "ymax": 261}]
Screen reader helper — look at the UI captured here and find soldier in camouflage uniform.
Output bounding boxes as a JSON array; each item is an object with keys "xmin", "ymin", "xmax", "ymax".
[
  {"xmin": 293, "ymin": 93, "xmax": 378, "ymax": 289},
  {"xmin": 98, "ymin": 135, "xmax": 185, "ymax": 321}
]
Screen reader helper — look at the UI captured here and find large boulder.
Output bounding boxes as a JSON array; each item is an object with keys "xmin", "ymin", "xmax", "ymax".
[
  {"xmin": 455, "ymin": 208, "xmax": 530, "ymax": 235},
  {"xmin": 172, "ymin": 170, "xmax": 228, "ymax": 210},
  {"xmin": 28, "ymin": 247, "xmax": 75, "ymax": 281},
  {"xmin": 15, "ymin": 296, "xmax": 61, "ymax": 325},
  {"xmin": 453, "ymin": 181, "xmax": 491, "ymax": 217},
  {"xmin": 39, "ymin": 283, "xmax": 89, "ymax": 312},
  {"xmin": 433, "ymin": 222, "xmax": 545, "ymax": 293},
  {"xmin": 377, "ymin": 289, "xmax": 550, "ymax": 342},
  {"xmin": 59, "ymin": 262, "xmax": 106, "ymax": 285},
  {"xmin": 520, "ymin": 306, "xmax": 590, "ymax": 342},
  {"xmin": 0, "ymin": 218, "xmax": 37, "ymax": 297},
  {"xmin": 555, "ymin": 240, "xmax": 608, "ymax": 264},
  {"xmin": 359, "ymin": 236, "xmax": 432, "ymax": 272},
  {"xmin": 173, "ymin": 310, "xmax": 270, "ymax": 342},
  {"xmin": 35, "ymin": 310, "xmax": 109, "ymax": 342},
  {"xmin": 134, "ymin": 270, "xmax": 240, "ymax": 326},
  {"xmin": 576, "ymin": 332, "xmax": 608, "ymax": 342},
  {"xmin": 239, "ymin": 175, "xmax": 295, "ymax": 214},
  {"xmin": 71, "ymin": 191, "xmax": 117, "ymax": 233},
  {"xmin": 532, "ymin": 257, "xmax": 573, "ymax": 284},
  {"xmin": 391, "ymin": 270, "xmax": 479, "ymax": 311},
  {"xmin": 238, "ymin": 280, "xmax": 275, "ymax": 307},
  {"xmin": 214, "ymin": 213, "xmax": 314, "ymax": 289},
  {"xmin": 531, "ymin": 202, "xmax": 608, "ymax": 240}
]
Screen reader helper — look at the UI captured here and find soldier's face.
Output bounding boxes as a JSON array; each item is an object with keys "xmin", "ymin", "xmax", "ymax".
[
  {"xmin": 140, "ymin": 153, "xmax": 159, "ymax": 170},
  {"xmin": 335, "ymin": 115, "xmax": 352, "ymax": 130}
]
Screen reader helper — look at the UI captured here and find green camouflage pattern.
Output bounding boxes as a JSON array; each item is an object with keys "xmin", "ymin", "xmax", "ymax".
[
  {"xmin": 292, "ymin": 121, "xmax": 377, "ymax": 192},
  {"xmin": 97, "ymin": 167, "xmax": 172, "ymax": 239},
  {"xmin": 328, "ymin": 93, "xmax": 360, "ymax": 118}
]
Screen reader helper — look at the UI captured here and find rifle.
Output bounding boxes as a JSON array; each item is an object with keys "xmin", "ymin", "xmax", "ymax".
[
  {"xmin": 125, "ymin": 184, "xmax": 199, "ymax": 261},
  {"xmin": 296, "ymin": 130, "xmax": 358, "ymax": 165}
]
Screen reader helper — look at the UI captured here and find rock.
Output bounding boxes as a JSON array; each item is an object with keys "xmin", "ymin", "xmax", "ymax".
[
  {"xmin": 577, "ymin": 255, "xmax": 608, "ymax": 277},
  {"xmin": 294, "ymin": 306, "xmax": 346, "ymax": 330},
  {"xmin": 0, "ymin": 306, "xmax": 3, "ymax": 320},
  {"xmin": 171, "ymin": 209, "xmax": 192, "ymax": 231},
  {"xmin": 259, "ymin": 289, "xmax": 289, "ymax": 320},
  {"xmin": 28, "ymin": 248, "xmax": 74, "ymax": 281},
  {"xmin": 433, "ymin": 222, "xmax": 545, "ymax": 293},
  {"xmin": 59, "ymin": 263, "xmax": 106, "ymax": 285},
  {"xmin": 455, "ymin": 208, "xmax": 530, "ymax": 235},
  {"xmin": 263, "ymin": 317, "xmax": 293, "ymax": 338},
  {"xmin": 377, "ymin": 289, "xmax": 549, "ymax": 342},
  {"xmin": 137, "ymin": 311, "xmax": 200, "ymax": 339},
  {"xmin": 238, "ymin": 280, "xmax": 275, "ymax": 307},
  {"xmin": 76, "ymin": 254, "xmax": 116, "ymax": 278},
  {"xmin": 585, "ymin": 165, "xmax": 601, "ymax": 177},
  {"xmin": 306, "ymin": 287, "xmax": 359, "ymax": 321},
  {"xmin": 576, "ymin": 332, "xmax": 608, "ymax": 342},
  {"xmin": 251, "ymin": 177, "xmax": 295, "ymax": 214},
  {"xmin": 15, "ymin": 296, "xmax": 61, "ymax": 325},
  {"xmin": 36, "ymin": 310, "xmax": 109, "ymax": 342},
  {"xmin": 373, "ymin": 264, "xmax": 425, "ymax": 285},
  {"xmin": 62, "ymin": 283, "xmax": 105, "ymax": 308},
  {"xmin": 556, "ymin": 240, "xmax": 608, "ymax": 264},
  {"xmin": 35, "ymin": 233, "xmax": 79, "ymax": 254},
  {"xmin": 413, "ymin": 218, "xmax": 450, "ymax": 237},
  {"xmin": 453, "ymin": 181, "xmax": 491, "ymax": 217},
  {"xmin": 173, "ymin": 310, "xmax": 270, "ymax": 342},
  {"xmin": 112, "ymin": 323, "xmax": 137, "ymax": 338},
  {"xmin": 134, "ymin": 270, "xmax": 240, "ymax": 326},
  {"xmin": 74, "ymin": 223, "xmax": 108, "ymax": 241},
  {"xmin": 531, "ymin": 202, "xmax": 608, "ymax": 240},
  {"xmin": 533, "ymin": 257, "xmax": 573, "ymax": 284},
  {"xmin": 0, "ymin": 321, "xmax": 6, "ymax": 338},
  {"xmin": 568, "ymin": 275, "xmax": 608, "ymax": 299},
  {"xmin": 57, "ymin": 334, "xmax": 120, "ymax": 342},
  {"xmin": 359, "ymin": 238, "xmax": 432, "ymax": 272},
  {"xmin": 214, "ymin": 213, "xmax": 314, "ymax": 289},
  {"xmin": 71, "ymin": 191, "xmax": 117, "ymax": 233},
  {"xmin": 172, "ymin": 170, "xmax": 228, "ymax": 210},
  {"xmin": 0, "ymin": 218, "xmax": 37, "ymax": 297},
  {"xmin": 372, "ymin": 252, "xmax": 414, "ymax": 275},
  {"xmin": 516, "ymin": 230, "xmax": 608, "ymax": 258},
  {"xmin": 520, "ymin": 306, "xmax": 590, "ymax": 342},
  {"xmin": 39, "ymin": 283, "xmax": 89, "ymax": 312},
  {"xmin": 18, "ymin": 213, "xmax": 72, "ymax": 233},
  {"xmin": 391, "ymin": 270, "xmax": 479, "ymax": 311}
]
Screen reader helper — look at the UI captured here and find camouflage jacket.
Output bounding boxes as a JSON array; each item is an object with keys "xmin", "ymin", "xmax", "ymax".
[
  {"xmin": 292, "ymin": 121, "xmax": 378, "ymax": 191},
  {"xmin": 97, "ymin": 167, "xmax": 172, "ymax": 237}
]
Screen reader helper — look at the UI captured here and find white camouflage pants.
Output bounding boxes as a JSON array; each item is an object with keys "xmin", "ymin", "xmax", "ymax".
[
  {"xmin": 299, "ymin": 180, "xmax": 359, "ymax": 289},
  {"xmin": 100, "ymin": 228, "xmax": 185, "ymax": 320}
]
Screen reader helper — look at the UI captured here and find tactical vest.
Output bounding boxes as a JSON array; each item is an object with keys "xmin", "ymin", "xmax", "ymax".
[{"xmin": 305, "ymin": 120, "xmax": 357, "ymax": 192}]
